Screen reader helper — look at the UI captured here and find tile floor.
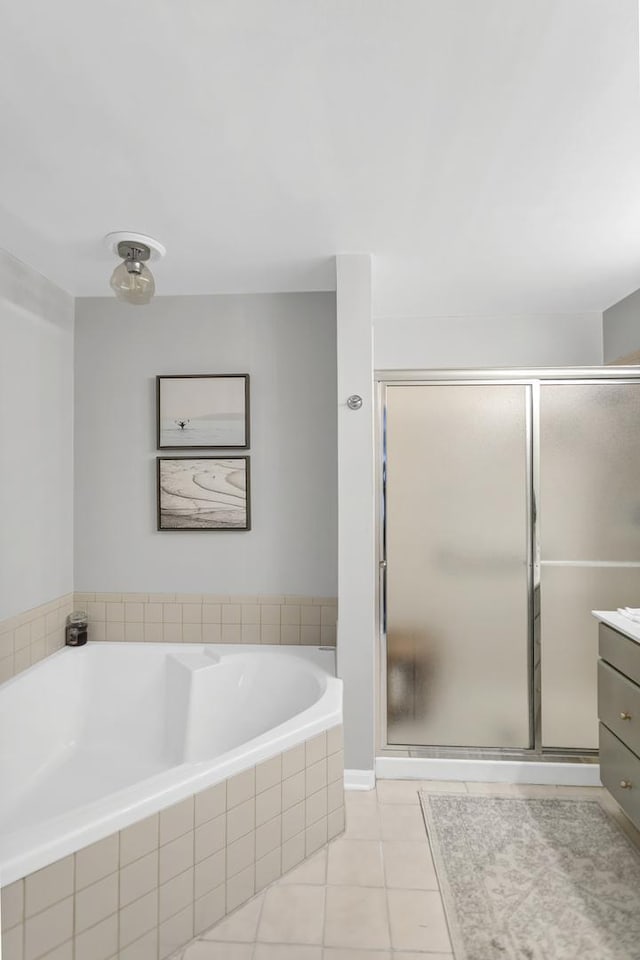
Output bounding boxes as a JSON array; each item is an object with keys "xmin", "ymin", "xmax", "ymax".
[{"xmin": 172, "ymin": 779, "xmax": 635, "ymax": 960}]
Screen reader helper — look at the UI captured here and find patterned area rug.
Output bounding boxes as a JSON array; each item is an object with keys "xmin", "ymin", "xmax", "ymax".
[{"xmin": 420, "ymin": 792, "xmax": 640, "ymax": 960}]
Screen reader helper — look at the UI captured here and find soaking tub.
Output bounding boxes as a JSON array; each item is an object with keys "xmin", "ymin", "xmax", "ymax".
[{"xmin": 0, "ymin": 643, "xmax": 344, "ymax": 960}]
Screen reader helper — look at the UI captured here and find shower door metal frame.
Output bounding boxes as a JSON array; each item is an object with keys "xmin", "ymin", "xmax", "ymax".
[{"xmin": 376, "ymin": 367, "xmax": 640, "ymax": 763}]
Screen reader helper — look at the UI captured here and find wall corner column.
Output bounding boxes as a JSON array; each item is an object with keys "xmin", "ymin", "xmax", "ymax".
[{"xmin": 335, "ymin": 254, "xmax": 376, "ymax": 776}]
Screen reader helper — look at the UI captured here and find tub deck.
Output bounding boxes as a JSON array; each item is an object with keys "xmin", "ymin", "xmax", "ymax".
[
  {"xmin": 0, "ymin": 643, "xmax": 344, "ymax": 960},
  {"xmin": 0, "ymin": 643, "xmax": 341, "ymax": 884}
]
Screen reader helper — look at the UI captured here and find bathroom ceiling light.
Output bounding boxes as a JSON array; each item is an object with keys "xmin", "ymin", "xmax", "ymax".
[{"xmin": 104, "ymin": 232, "xmax": 166, "ymax": 306}]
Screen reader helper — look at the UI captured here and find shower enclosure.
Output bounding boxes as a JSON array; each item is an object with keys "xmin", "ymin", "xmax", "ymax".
[{"xmin": 379, "ymin": 370, "xmax": 640, "ymax": 759}]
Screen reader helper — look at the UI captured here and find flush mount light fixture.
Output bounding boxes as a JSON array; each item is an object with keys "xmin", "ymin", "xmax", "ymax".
[{"xmin": 104, "ymin": 232, "xmax": 166, "ymax": 305}]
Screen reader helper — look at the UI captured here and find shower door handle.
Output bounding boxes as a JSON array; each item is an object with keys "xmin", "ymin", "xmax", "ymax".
[{"xmin": 378, "ymin": 560, "xmax": 387, "ymax": 636}]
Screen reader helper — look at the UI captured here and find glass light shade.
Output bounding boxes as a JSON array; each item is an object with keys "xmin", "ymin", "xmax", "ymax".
[{"xmin": 110, "ymin": 260, "xmax": 155, "ymax": 305}]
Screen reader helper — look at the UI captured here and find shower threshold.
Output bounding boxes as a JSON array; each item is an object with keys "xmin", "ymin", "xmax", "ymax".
[{"xmin": 375, "ymin": 752, "xmax": 600, "ymax": 787}]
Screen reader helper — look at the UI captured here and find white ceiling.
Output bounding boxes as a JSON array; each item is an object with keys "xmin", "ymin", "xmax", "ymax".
[{"xmin": 0, "ymin": 0, "xmax": 639, "ymax": 314}]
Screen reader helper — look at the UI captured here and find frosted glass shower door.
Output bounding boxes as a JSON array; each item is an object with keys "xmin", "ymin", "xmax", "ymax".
[
  {"xmin": 385, "ymin": 384, "xmax": 531, "ymax": 748},
  {"xmin": 540, "ymin": 382, "xmax": 640, "ymax": 749}
]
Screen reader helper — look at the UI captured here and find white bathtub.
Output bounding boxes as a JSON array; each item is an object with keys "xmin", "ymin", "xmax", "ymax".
[{"xmin": 0, "ymin": 642, "xmax": 341, "ymax": 885}]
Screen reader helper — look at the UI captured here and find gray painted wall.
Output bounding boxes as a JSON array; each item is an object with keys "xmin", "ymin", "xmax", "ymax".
[
  {"xmin": 0, "ymin": 249, "xmax": 74, "ymax": 620},
  {"xmin": 603, "ymin": 287, "xmax": 640, "ymax": 363},
  {"xmin": 374, "ymin": 312, "xmax": 604, "ymax": 368},
  {"xmin": 74, "ymin": 293, "xmax": 337, "ymax": 595}
]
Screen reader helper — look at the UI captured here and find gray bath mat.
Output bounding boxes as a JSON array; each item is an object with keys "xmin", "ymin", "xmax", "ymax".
[{"xmin": 420, "ymin": 791, "xmax": 640, "ymax": 960}]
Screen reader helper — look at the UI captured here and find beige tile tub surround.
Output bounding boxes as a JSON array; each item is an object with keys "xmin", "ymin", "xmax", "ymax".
[
  {"xmin": 74, "ymin": 593, "xmax": 338, "ymax": 646},
  {"xmin": 0, "ymin": 726, "xmax": 345, "ymax": 960},
  {"xmin": 0, "ymin": 594, "xmax": 73, "ymax": 684}
]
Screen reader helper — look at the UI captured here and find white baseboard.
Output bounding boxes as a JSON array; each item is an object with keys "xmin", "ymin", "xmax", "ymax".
[
  {"xmin": 344, "ymin": 769, "xmax": 376, "ymax": 791},
  {"xmin": 375, "ymin": 756, "xmax": 601, "ymax": 787}
]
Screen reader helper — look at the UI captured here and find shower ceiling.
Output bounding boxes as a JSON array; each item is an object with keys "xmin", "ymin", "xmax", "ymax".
[{"xmin": 0, "ymin": 0, "xmax": 639, "ymax": 314}]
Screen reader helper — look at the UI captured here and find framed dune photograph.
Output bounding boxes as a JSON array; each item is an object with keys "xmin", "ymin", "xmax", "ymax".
[
  {"xmin": 157, "ymin": 374, "xmax": 250, "ymax": 449},
  {"xmin": 157, "ymin": 457, "xmax": 251, "ymax": 530}
]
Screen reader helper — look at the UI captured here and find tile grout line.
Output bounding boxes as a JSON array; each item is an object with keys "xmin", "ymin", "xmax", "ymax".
[
  {"xmin": 318, "ymin": 817, "xmax": 330, "ymax": 951},
  {"xmin": 380, "ymin": 816, "xmax": 394, "ymax": 955},
  {"xmin": 114, "ymin": 832, "xmax": 121, "ymax": 960},
  {"xmin": 155, "ymin": 817, "xmax": 161, "ymax": 960},
  {"xmin": 249, "ymin": 840, "xmax": 269, "ymax": 960}
]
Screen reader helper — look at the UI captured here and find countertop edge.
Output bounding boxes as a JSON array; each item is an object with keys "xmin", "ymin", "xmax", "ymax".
[{"xmin": 592, "ymin": 610, "xmax": 640, "ymax": 646}]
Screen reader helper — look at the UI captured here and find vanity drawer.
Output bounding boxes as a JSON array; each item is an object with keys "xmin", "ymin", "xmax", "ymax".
[
  {"xmin": 599, "ymin": 624, "xmax": 640, "ymax": 687},
  {"xmin": 598, "ymin": 660, "xmax": 640, "ymax": 756},
  {"xmin": 599, "ymin": 723, "xmax": 640, "ymax": 829}
]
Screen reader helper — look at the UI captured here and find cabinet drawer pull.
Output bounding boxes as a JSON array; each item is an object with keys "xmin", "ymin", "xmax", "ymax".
[
  {"xmin": 620, "ymin": 779, "xmax": 633, "ymax": 789},
  {"xmin": 620, "ymin": 711, "xmax": 632, "ymax": 720}
]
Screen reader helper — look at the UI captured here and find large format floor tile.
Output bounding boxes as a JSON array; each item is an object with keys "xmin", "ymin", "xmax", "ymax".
[
  {"xmin": 254, "ymin": 946, "xmax": 321, "ymax": 959},
  {"xmin": 375, "ymin": 779, "xmax": 423, "ymax": 805},
  {"xmin": 393, "ymin": 953, "xmax": 454, "ymax": 960},
  {"xmin": 172, "ymin": 779, "xmax": 623, "ymax": 959},
  {"xmin": 342, "ymin": 798, "xmax": 380, "ymax": 840},
  {"xmin": 387, "ymin": 888, "xmax": 451, "ymax": 952},
  {"xmin": 377, "ymin": 778, "xmax": 467, "ymax": 804},
  {"xmin": 278, "ymin": 848, "xmax": 326, "ymax": 885},
  {"xmin": 323, "ymin": 949, "xmax": 392, "ymax": 959},
  {"xmin": 183, "ymin": 943, "xmax": 253, "ymax": 959},
  {"xmin": 257, "ymin": 884, "xmax": 326, "ymax": 944},
  {"xmin": 382, "ymin": 839, "xmax": 438, "ymax": 890},
  {"xmin": 379, "ymin": 803, "xmax": 427, "ymax": 841},
  {"xmin": 324, "ymin": 885, "xmax": 390, "ymax": 950},
  {"xmin": 327, "ymin": 839, "xmax": 384, "ymax": 887}
]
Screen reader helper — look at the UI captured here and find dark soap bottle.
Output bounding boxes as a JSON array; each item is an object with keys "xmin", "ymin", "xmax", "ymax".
[{"xmin": 66, "ymin": 610, "xmax": 88, "ymax": 646}]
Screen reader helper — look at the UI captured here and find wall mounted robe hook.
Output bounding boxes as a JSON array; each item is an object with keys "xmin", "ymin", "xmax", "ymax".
[{"xmin": 347, "ymin": 395, "xmax": 363, "ymax": 410}]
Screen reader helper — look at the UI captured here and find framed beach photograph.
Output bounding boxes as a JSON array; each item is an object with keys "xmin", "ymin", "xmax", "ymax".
[
  {"xmin": 157, "ymin": 457, "xmax": 251, "ymax": 531},
  {"xmin": 157, "ymin": 374, "xmax": 250, "ymax": 448}
]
